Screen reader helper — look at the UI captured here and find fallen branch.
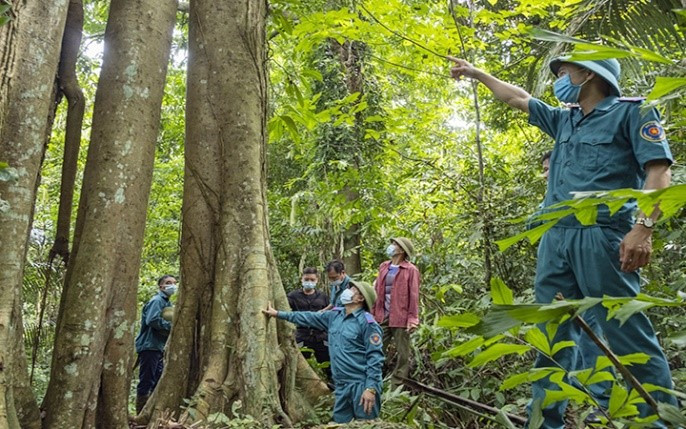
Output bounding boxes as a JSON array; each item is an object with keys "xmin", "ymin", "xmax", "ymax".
[
  {"xmin": 400, "ymin": 377, "xmax": 527, "ymax": 426},
  {"xmin": 555, "ymin": 292, "xmax": 660, "ymax": 422}
]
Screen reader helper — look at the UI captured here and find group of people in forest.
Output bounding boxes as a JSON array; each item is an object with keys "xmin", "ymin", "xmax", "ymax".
[
  {"xmin": 134, "ymin": 53, "xmax": 680, "ymax": 428},
  {"xmin": 264, "ymin": 236, "xmax": 421, "ymax": 423},
  {"xmin": 133, "ymin": 237, "xmax": 422, "ymax": 423}
]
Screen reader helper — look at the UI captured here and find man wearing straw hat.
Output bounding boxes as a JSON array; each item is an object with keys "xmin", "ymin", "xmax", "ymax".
[{"xmin": 264, "ymin": 280, "xmax": 384, "ymax": 423}]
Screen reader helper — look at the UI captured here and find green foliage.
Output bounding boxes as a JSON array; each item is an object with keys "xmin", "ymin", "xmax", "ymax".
[
  {"xmin": 0, "ymin": 2, "xmax": 11, "ymax": 27},
  {"xmin": 497, "ymin": 185, "xmax": 686, "ymax": 250},
  {"xmin": 24, "ymin": 0, "xmax": 686, "ymax": 426},
  {"xmin": 180, "ymin": 398, "xmax": 268, "ymax": 429}
]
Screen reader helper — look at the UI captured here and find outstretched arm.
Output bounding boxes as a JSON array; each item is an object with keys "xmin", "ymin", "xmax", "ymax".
[
  {"xmin": 263, "ymin": 302, "xmax": 331, "ymax": 331},
  {"xmin": 449, "ymin": 56, "xmax": 531, "ymax": 113}
]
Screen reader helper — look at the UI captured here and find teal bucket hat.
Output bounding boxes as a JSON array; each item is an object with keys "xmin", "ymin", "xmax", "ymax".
[{"xmin": 549, "ymin": 56, "xmax": 621, "ymax": 96}]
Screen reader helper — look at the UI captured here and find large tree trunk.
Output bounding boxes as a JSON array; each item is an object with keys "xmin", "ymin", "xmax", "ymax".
[
  {"xmin": 40, "ymin": 0, "xmax": 176, "ymax": 426},
  {"xmin": 0, "ymin": 0, "xmax": 69, "ymax": 427},
  {"xmin": 140, "ymin": 0, "xmax": 329, "ymax": 426}
]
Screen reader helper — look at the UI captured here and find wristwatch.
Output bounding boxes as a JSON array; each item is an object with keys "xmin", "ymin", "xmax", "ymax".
[
  {"xmin": 365, "ymin": 387, "xmax": 377, "ymax": 395},
  {"xmin": 636, "ymin": 217, "xmax": 655, "ymax": 228}
]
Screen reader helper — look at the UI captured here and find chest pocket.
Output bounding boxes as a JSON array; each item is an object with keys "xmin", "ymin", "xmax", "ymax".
[
  {"xmin": 342, "ymin": 327, "xmax": 362, "ymax": 348},
  {"xmin": 576, "ymin": 132, "xmax": 615, "ymax": 170}
]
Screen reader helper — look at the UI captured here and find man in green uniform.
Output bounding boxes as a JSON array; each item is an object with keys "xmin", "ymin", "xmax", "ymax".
[
  {"xmin": 449, "ymin": 55, "xmax": 677, "ymax": 428},
  {"xmin": 264, "ymin": 280, "xmax": 383, "ymax": 423}
]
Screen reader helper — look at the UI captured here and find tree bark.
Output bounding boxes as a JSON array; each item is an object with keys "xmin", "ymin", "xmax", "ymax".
[
  {"xmin": 0, "ymin": 0, "xmax": 69, "ymax": 427},
  {"xmin": 40, "ymin": 0, "xmax": 176, "ymax": 427},
  {"xmin": 141, "ymin": 0, "xmax": 328, "ymax": 425},
  {"xmin": 49, "ymin": 0, "xmax": 85, "ymax": 264}
]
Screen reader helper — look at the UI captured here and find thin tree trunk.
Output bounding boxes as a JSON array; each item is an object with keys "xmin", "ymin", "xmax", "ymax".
[
  {"xmin": 449, "ymin": 0, "xmax": 492, "ymax": 288},
  {"xmin": 49, "ymin": 0, "xmax": 85, "ymax": 264},
  {"xmin": 0, "ymin": 0, "xmax": 69, "ymax": 427},
  {"xmin": 41, "ymin": 0, "xmax": 176, "ymax": 426},
  {"xmin": 142, "ymin": 0, "xmax": 328, "ymax": 425}
]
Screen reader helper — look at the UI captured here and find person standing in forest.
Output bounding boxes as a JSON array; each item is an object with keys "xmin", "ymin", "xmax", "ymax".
[
  {"xmin": 535, "ymin": 150, "xmax": 611, "ymax": 421},
  {"xmin": 449, "ymin": 56, "xmax": 677, "ymax": 428},
  {"xmin": 371, "ymin": 237, "xmax": 420, "ymax": 385},
  {"xmin": 320, "ymin": 259, "xmax": 352, "ymax": 310},
  {"xmin": 134, "ymin": 275, "xmax": 176, "ymax": 413},
  {"xmin": 287, "ymin": 267, "xmax": 331, "ymax": 381},
  {"xmin": 264, "ymin": 281, "xmax": 384, "ymax": 423}
]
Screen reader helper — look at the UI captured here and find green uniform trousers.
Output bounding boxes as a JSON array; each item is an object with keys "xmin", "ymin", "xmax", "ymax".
[{"xmin": 529, "ymin": 226, "xmax": 676, "ymax": 429}]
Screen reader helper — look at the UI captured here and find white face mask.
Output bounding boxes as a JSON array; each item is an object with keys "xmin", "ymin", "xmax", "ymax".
[
  {"xmin": 386, "ymin": 244, "xmax": 396, "ymax": 258},
  {"xmin": 163, "ymin": 284, "xmax": 177, "ymax": 296},
  {"xmin": 302, "ymin": 281, "xmax": 316, "ymax": 290},
  {"xmin": 340, "ymin": 288, "xmax": 355, "ymax": 305}
]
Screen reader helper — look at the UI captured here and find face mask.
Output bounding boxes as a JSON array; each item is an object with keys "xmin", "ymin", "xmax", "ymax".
[
  {"xmin": 163, "ymin": 284, "xmax": 177, "ymax": 296},
  {"xmin": 386, "ymin": 244, "xmax": 396, "ymax": 258},
  {"xmin": 330, "ymin": 279, "xmax": 342, "ymax": 287},
  {"xmin": 302, "ymin": 281, "xmax": 316, "ymax": 290},
  {"xmin": 553, "ymin": 73, "xmax": 589, "ymax": 104},
  {"xmin": 340, "ymin": 288, "xmax": 355, "ymax": 305}
]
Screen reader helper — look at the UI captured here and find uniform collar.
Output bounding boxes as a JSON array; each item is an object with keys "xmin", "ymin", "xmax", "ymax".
[
  {"xmin": 344, "ymin": 306, "xmax": 366, "ymax": 318},
  {"xmin": 592, "ymin": 95, "xmax": 619, "ymax": 112},
  {"xmin": 157, "ymin": 291, "xmax": 170, "ymax": 301}
]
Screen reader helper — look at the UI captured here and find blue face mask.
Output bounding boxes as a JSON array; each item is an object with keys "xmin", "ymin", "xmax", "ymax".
[
  {"xmin": 340, "ymin": 288, "xmax": 355, "ymax": 305},
  {"xmin": 385, "ymin": 244, "xmax": 396, "ymax": 258},
  {"xmin": 302, "ymin": 281, "xmax": 316, "ymax": 290},
  {"xmin": 553, "ymin": 74, "xmax": 588, "ymax": 104},
  {"xmin": 163, "ymin": 284, "xmax": 177, "ymax": 296}
]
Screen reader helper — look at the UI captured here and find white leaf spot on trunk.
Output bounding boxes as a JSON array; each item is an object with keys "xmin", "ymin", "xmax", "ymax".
[
  {"xmin": 113, "ymin": 321, "xmax": 128, "ymax": 339},
  {"xmin": 65, "ymin": 363, "xmax": 78, "ymax": 375},
  {"xmin": 123, "ymin": 84, "xmax": 134, "ymax": 99},
  {"xmin": 114, "ymin": 187, "xmax": 125, "ymax": 204}
]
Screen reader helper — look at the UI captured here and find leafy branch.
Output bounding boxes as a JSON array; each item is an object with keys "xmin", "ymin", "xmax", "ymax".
[
  {"xmin": 529, "ymin": 27, "xmax": 686, "ymax": 102},
  {"xmin": 496, "ymin": 184, "xmax": 686, "ymax": 251}
]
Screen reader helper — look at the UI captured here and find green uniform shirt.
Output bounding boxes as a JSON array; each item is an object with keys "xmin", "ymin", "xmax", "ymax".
[
  {"xmin": 278, "ymin": 307, "xmax": 383, "ymax": 388},
  {"xmin": 529, "ymin": 96, "xmax": 672, "ymax": 227}
]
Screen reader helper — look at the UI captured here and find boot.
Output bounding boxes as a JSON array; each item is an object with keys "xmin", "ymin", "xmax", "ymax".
[{"xmin": 135, "ymin": 394, "xmax": 150, "ymax": 414}]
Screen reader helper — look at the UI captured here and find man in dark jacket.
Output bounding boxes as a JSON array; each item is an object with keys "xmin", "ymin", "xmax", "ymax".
[
  {"xmin": 287, "ymin": 267, "xmax": 331, "ymax": 379},
  {"xmin": 134, "ymin": 275, "xmax": 176, "ymax": 413}
]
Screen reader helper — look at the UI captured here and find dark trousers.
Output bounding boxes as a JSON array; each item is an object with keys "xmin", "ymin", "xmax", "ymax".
[
  {"xmin": 298, "ymin": 338, "xmax": 331, "ymax": 380},
  {"xmin": 137, "ymin": 350, "xmax": 164, "ymax": 396}
]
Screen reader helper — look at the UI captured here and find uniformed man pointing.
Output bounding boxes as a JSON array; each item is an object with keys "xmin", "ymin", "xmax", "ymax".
[
  {"xmin": 449, "ymin": 55, "xmax": 678, "ymax": 428},
  {"xmin": 264, "ymin": 280, "xmax": 384, "ymax": 423}
]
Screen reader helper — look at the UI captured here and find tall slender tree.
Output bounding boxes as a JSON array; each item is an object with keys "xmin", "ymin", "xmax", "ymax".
[
  {"xmin": 0, "ymin": 0, "xmax": 69, "ymax": 427},
  {"xmin": 140, "ymin": 0, "xmax": 329, "ymax": 425},
  {"xmin": 40, "ymin": 0, "xmax": 177, "ymax": 426}
]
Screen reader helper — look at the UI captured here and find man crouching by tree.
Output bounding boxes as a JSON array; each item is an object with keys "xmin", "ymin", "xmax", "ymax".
[{"xmin": 264, "ymin": 280, "xmax": 384, "ymax": 423}]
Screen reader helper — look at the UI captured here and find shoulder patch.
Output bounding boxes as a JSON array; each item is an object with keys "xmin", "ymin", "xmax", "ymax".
[
  {"xmin": 618, "ymin": 96, "xmax": 645, "ymax": 102},
  {"xmin": 640, "ymin": 121, "xmax": 665, "ymax": 142},
  {"xmin": 369, "ymin": 332, "xmax": 382, "ymax": 346},
  {"xmin": 364, "ymin": 312, "xmax": 376, "ymax": 324}
]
